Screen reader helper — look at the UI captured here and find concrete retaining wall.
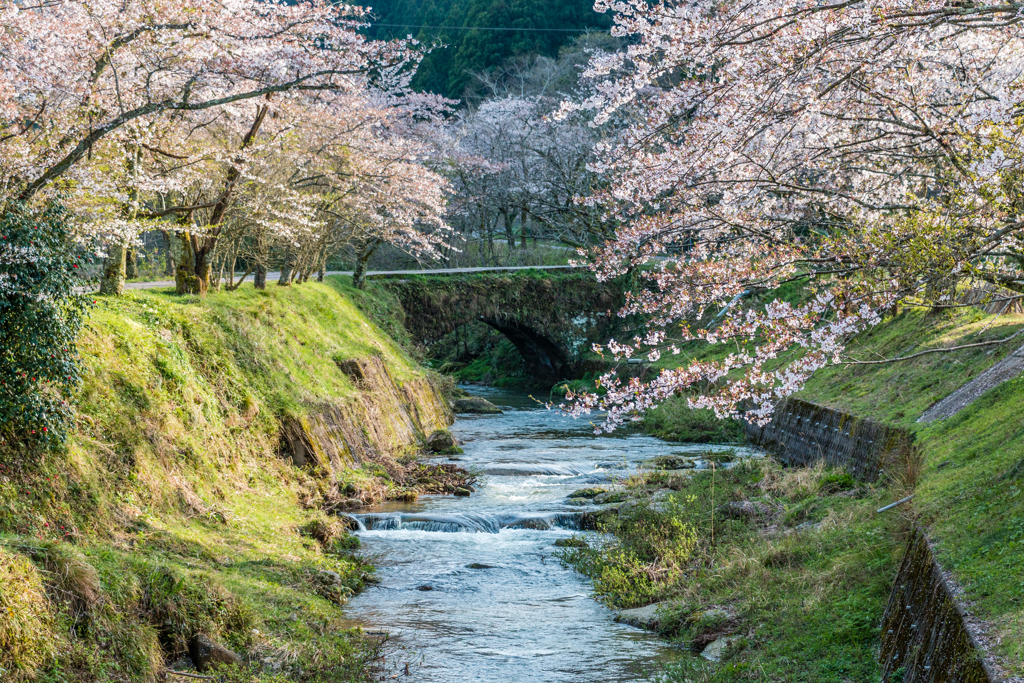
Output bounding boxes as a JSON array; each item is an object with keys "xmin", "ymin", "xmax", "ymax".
[
  {"xmin": 747, "ymin": 398, "xmax": 998, "ymax": 682},
  {"xmin": 881, "ymin": 529, "xmax": 998, "ymax": 682},
  {"xmin": 744, "ymin": 397, "xmax": 914, "ymax": 482}
]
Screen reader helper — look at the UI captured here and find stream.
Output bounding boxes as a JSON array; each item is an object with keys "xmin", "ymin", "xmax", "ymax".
[{"xmin": 344, "ymin": 388, "xmax": 756, "ymax": 682}]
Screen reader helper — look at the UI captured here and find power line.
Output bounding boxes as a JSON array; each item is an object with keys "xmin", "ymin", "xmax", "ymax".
[{"xmin": 369, "ymin": 23, "xmax": 601, "ymax": 33}]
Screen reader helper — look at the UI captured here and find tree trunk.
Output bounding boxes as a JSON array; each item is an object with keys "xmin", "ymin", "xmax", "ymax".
[
  {"xmin": 278, "ymin": 253, "xmax": 294, "ymax": 286},
  {"xmin": 254, "ymin": 264, "xmax": 267, "ymax": 290},
  {"xmin": 520, "ymin": 207, "xmax": 529, "ymax": 249},
  {"xmin": 99, "ymin": 245, "xmax": 126, "ymax": 296},
  {"xmin": 502, "ymin": 208, "xmax": 514, "ymax": 247},
  {"xmin": 352, "ymin": 256, "xmax": 368, "ymax": 289},
  {"xmin": 317, "ymin": 264, "xmax": 325, "ymax": 282},
  {"xmin": 162, "ymin": 230, "xmax": 175, "ymax": 276},
  {"xmin": 352, "ymin": 239, "xmax": 381, "ymax": 290},
  {"xmin": 173, "ymin": 231, "xmax": 209, "ymax": 295},
  {"xmin": 125, "ymin": 248, "xmax": 138, "ymax": 280}
]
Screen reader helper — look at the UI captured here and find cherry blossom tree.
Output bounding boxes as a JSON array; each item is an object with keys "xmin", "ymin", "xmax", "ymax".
[
  {"xmin": 170, "ymin": 91, "xmax": 453, "ymax": 290},
  {"xmin": 560, "ymin": 0, "xmax": 1024, "ymax": 428},
  {"xmin": 0, "ymin": 0, "xmax": 423, "ymax": 293}
]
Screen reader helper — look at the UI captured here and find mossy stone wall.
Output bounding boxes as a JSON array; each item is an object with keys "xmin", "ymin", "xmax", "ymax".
[{"xmin": 745, "ymin": 397, "xmax": 914, "ymax": 482}]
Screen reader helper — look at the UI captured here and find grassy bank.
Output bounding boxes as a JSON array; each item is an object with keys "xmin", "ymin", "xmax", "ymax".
[
  {"xmin": 562, "ymin": 456, "xmax": 906, "ymax": 682},
  {"xmin": 564, "ymin": 304, "xmax": 1024, "ymax": 680},
  {"xmin": 0, "ymin": 279, "xmax": 453, "ymax": 682},
  {"xmin": 800, "ymin": 306, "xmax": 1024, "ymax": 676}
]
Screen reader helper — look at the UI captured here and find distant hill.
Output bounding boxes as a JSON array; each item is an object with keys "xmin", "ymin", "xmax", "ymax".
[{"xmin": 365, "ymin": 0, "xmax": 611, "ymax": 99}]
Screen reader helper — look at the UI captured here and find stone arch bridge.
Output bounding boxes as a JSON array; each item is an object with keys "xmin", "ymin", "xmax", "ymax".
[{"xmin": 377, "ymin": 270, "xmax": 630, "ymax": 383}]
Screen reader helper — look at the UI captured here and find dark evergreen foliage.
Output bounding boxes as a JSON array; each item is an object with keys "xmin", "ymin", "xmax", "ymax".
[
  {"xmin": 366, "ymin": 0, "xmax": 611, "ymax": 98},
  {"xmin": 0, "ymin": 201, "xmax": 92, "ymax": 449}
]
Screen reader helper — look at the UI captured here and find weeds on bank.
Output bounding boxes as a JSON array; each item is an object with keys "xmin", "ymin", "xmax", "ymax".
[{"xmin": 561, "ymin": 459, "xmax": 906, "ymax": 682}]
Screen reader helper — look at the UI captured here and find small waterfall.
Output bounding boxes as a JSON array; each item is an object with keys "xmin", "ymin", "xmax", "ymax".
[
  {"xmin": 354, "ymin": 511, "xmax": 590, "ymax": 533},
  {"xmin": 483, "ymin": 464, "xmax": 590, "ymax": 476},
  {"xmin": 338, "ymin": 512, "xmax": 367, "ymax": 531},
  {"xmin": 355, "ymin": 512, "xmax": 502, "ymax": 533}
]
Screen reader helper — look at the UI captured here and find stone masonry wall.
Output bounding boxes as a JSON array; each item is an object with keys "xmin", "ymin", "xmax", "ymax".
[
  {"xmin": 881, "ymin": 528, "xmax": 998, "ymax": 683},
  {"xmin": 281, "ymin": 355, "xmax": 452, "ymax": 477},
  {"xmin": 744, "ymin": 397, "xmax": 914, "ymax": 482}
]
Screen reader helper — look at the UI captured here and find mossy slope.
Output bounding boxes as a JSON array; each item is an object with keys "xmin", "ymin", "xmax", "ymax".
[{"xmin": 0, "ymin": 279, "xmax": 449, "ymax": 682}]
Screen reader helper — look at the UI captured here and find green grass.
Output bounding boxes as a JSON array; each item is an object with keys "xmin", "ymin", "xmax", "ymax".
[
  {"xmin": 639, "ymin": 398, "xmax": 745, "ymax": 444},
  {"xmin": 801, "ymin": 306, "xmax": 1024, "ymax": 427},
  {"xmin": 0, "ymin": 279, "xmax": 442, "ymax": 681},
  {"xmin": 560, "ymin": 459, "xmax": 904, "ymax": 681}
]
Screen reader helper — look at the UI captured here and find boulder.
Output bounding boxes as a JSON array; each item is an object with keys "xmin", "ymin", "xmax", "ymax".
[
  {"xmin": 188, "ymin": 634, "xmax": 242, "ymax": 672},
  {"xmin": 593, "ymin": 490, "xmax": 628, "ymax": 504},
  {"xmin": 569, "ymin": 487, "xmax": 606, "ymax": 499},
  {"xmin": 466, "ymin": 563, "xmax": 495, "ymax": 569},
  {"xmin": 719, "ymin": 501, "xmax": 774, "ymax": 520},
  {"xmin": 426, "ymin": 429, "xmax": 458, "ymax": 453},
  {"xmin": 700, "ymin": 636, "xmax": 740, "ymax": 662},
  {"xmin": 453, "ymin": 487, "xmax": 472, "ymax": 497},
  {"xmin": 614, "ymin": 602, "xmax": 668, "ymax": 631},
  {"xmin": 452, "ymin": 397, "xmax": 502, "ymax": 414},
  {"xmin": 644, "ymin": 455, "xmax": 696, "ymax": 470}
]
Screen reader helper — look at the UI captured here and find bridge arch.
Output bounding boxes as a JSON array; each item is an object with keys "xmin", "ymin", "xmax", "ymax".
[{"xmin": 377, "ymin": 271, "xmax": 627, "ymax": 383}]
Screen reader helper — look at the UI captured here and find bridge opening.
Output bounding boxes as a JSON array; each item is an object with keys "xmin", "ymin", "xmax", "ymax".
[{"xmin": 427, "ymin": 319, "xmax": 572, "ymax": 387}]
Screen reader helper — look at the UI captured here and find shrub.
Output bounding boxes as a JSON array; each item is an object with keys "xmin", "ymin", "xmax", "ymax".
[{"xmin": 0, "ymin": 200, "xmax": 92, "ymax": 450}]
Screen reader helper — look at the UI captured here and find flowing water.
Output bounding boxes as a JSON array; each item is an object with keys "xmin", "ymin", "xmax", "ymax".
[{"xmin": 344, "ymin": 388, "xmax": 759, "ymax": 682}]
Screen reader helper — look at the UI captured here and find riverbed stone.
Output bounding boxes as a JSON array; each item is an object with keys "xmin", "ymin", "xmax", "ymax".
[
  {"xmin": 466, "ymin": 563, "xmax": 495, "ymax": 569},
  {"xmin": 614, "ymin": 602, "xmax": 668, "ymax": 630},
  {"xmin": 453, "ymin": 487, "xmax": 471, "ymax": 497},
  {"xmin": 569, "ymin": 487, "xmax": 606, "ymax": 499},
  {"xmin": 452, "ymin": 397, "xmax": 503, "ymax": 414},
  {"xmin": 188, "ymin": 633, "xmax": 242, "ymax": 672},
  {"xmin": 700, "ymin": 636, "xmax": 739, "ymax": 662},
  {"xmin": 426, "ymin": 429, "xmax": 458, "ymax": 453},
  {"xmin": 593, "ymin": 490, "xmax": 628, "ymax": 504},
  {"xmin": 643, "ymin": 455, "xmax": 696, "ymax": 470}
]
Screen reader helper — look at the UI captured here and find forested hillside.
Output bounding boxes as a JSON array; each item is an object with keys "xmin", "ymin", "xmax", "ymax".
[{"xmin": 365, "ymin": 0, "xmax": 611, "ymax": 98}]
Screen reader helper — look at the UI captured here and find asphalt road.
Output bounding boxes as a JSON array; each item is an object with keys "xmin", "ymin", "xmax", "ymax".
[{"xmin": 117, "ymin": 264, "xmax": 580, "ymax": 290}]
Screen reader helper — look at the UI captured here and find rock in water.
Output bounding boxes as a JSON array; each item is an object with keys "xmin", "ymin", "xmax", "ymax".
[
  {"xmin": 188, "ymin": 634, "xmax": 242, "ymax": 672},
  {"xmin": 426, "ymin": 429, "xmax": 458, "ymax": 453},
  {"xmin": 613, "ymin": 602, "xmax": 668, "ymax": 631},
  {"xmin": 569, "ymin": 487, "xmax": 606, "ymax": 499},
  {"xmin": 453, "ymin": 487, "xmax": 472, "ymax": 497},
  {"xmin": 452, "ymin": 397, "xmax": 503, "ymax": 414}
]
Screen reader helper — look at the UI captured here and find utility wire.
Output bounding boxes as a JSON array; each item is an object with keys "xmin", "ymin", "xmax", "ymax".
[{"xmin": 369, "ymin": 23, "xmax": 601, "ymax": 33}]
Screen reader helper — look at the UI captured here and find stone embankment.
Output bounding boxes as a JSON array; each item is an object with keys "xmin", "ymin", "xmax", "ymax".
[
  {"xmin": 281, "ymin": 354, "xmax": 452, "ymax": 475},
  {"xmin": 744, "ymin": 397, "xmax": 913, "ymax": 482},
  {"xmin": 881, "ymin": 528, "xmax": 1000, "ymax": 683},
  {"xmin": 751, "ymin": 398, "xmax": 1000, "ymax": 682}
]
